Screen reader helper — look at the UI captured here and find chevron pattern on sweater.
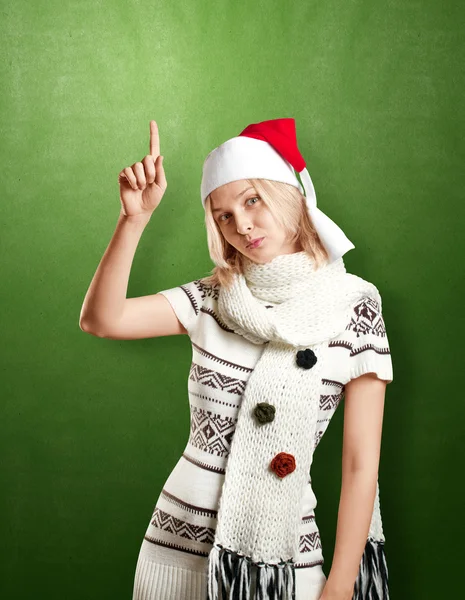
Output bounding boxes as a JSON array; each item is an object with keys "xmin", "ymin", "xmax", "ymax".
[
  {"xmin": 189, "ymin": 363, "xmax": 247, "ymax": 394},
  {"xmin": 189, "ymin": 406, "xmax": 237, "ymax": 457},
  {"xmin": 319, "ymin": 392, "xmax": 343, "ymax": 411},
  {"xmin": 299, "ymin": 532, "xmax": 323, "ymax": 553},
  {"xmin": 151, "ymin": 507, "xmax": 215, "ymax": 544}
]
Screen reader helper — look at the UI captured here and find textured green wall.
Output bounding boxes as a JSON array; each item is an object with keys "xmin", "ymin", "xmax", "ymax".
[{"xmin": 1, "ymin": 0, "xmax": 463, "ymax": 598}]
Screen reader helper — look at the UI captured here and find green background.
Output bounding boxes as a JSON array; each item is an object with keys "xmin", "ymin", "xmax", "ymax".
[{"xmin": 1, "ymin": 0, "xmax": 464, "ymax": 598}]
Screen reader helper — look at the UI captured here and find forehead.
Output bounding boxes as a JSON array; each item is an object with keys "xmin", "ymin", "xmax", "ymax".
[{"xmin": 210, "ymin": 180, "xmax": 253, "ymax": 208}]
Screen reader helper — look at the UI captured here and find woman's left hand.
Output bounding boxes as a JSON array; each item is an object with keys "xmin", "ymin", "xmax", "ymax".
[{"xmin": 318, "ymin": 586, "xmax": 353, "ymax": 600}]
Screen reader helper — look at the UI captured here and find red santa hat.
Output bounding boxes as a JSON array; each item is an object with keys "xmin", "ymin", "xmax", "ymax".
[{"xmin": 200, "ymin": 118, "xmax": 355, "ymax": 263}]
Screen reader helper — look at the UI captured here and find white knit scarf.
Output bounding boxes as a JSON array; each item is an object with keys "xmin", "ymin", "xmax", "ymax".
[{"xmin": 206, "ymin": 251, "xmax": 389, "ymax": 600}]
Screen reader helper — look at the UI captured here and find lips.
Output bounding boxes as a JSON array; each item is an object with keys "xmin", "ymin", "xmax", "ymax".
[{"xmin": 247, "ymin": 237, "xmax": 264, "ymax": 248}]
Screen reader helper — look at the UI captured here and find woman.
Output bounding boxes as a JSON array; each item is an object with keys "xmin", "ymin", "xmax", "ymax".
[{"xmin": 80, "ymin": 118, "xmax": 393, "ymax": 600}]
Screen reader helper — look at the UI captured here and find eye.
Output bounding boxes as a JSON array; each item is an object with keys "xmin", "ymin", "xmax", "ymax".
[{"xmin": 218, "ymin": 197, "xmax": 260, "ymax": 223}]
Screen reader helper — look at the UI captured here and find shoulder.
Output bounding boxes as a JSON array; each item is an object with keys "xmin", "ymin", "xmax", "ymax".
[
  {"xmin": 335, "ymin": 294, "xmax": 393, "ymax": 384},
  {"xmin": 346, "ymin": 295, "xmax": 387, "ymax": 338},
  {"xmin": 157, "ymin": 278, "xmax": 221, "ymax": 337},
  {"xmin": 193, "ymin": 278, "xmax": 221, "ymax": 302},
  {"xmin": 171, "ymin": 279, "xmax": 220, "ymax": 313}
]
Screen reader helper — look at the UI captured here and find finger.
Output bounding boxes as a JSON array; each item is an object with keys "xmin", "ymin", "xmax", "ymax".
[
  {"xmin": 142, "ymin": 154, "xmax": 156, "ymax": 185},
  {"xmin": 154, "ymin": 155, "xmax": 167, "ymax": 189},
  {"xmin": 149, "ymin": 120, "xmax": 160, "ymax": 158},
  {"xmin": 119, "ymin": 167, "xmax": 138, "ymax": 190},
  {"xmin": 133, "ymin": 162, "xmax": 147, "ymax": 189}
]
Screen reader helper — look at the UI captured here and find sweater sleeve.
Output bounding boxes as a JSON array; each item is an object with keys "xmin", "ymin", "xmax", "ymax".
[
  {"xmin": 341, "ymin": 295, "xmax": 393, "ymax": 385},
  {"xmin": 157, "ymin": 279, "xmax": 204, "ymax": 338}
]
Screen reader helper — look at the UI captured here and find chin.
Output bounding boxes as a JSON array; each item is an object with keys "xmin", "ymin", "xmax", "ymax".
[{"xmin": 248, "ymin": 251, "xmax": 276, "ymax": 264}]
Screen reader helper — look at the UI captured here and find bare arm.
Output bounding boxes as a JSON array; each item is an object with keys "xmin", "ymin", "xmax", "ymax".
[
  {"xmin": 79, "ymin": 119, "xmax": 186, "ymax": 339},
  {"xmin": 79, "ymin": 210, "xmax": 186, "ymax": 339},
  {"xmin": 320, "ymin": 373, "xmax": 387, "ymax": 600}
]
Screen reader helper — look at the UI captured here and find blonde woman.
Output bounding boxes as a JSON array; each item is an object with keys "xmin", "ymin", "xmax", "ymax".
[{"xmin": 80, "ymin": 119, "xmax": 393, "ymax": 600}]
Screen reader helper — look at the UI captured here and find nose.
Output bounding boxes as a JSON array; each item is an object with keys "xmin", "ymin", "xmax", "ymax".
[{"xmin": 235, "ymin": 214, "xmax": 253, "ymax": 235}]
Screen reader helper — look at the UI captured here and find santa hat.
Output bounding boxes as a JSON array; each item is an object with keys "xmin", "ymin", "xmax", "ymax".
[{"xmin": 200, "ymin": 118, "xmax": 355, "ymax": 263}]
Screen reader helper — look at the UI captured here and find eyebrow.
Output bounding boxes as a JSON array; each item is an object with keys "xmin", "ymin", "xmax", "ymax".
[{"xmin": 211, "ymin": 187, "xmax": 255, "ymax": 213}]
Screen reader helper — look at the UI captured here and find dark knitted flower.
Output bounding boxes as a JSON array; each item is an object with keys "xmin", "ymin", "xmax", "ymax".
[
  {"xmin": 296, "ymin": 348, "xmax": 317, "ymax": 369},
  {"xmin": 253, "ymin": 402, "xmax": 276, "ymax": 424},
  {"xmin": 270, "ymin": 452, "xmax": 296, "ymax": 478}
]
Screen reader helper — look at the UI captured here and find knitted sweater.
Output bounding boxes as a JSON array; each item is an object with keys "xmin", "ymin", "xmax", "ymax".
[{"xmin": 132, "ymin": 278, "xmax": 393, "ymax": 600}]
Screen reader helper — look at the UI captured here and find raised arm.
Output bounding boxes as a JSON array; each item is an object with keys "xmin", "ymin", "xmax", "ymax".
[{"xmin": 79, "ymin": 120, "xmax": 187, "ymax": 339}]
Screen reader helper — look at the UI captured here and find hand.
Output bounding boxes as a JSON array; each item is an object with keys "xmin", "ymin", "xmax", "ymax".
[
  {"xmin": 118, "ymin": 120, "xmax": 167, "ymax": 218},
  {"xmin": 319, "ymin": 592, "xmax": 351, "ymax": 600},
  {"xmin": 318, "ymin": 584, "xmax": 353, "ymax": 600}
]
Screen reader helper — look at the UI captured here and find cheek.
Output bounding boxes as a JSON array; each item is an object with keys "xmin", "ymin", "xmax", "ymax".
[
  {"xmin": 221, "ymin": 229, "xmax": 237, "ymax": 246},
  {"xmin": 261, "ymin": 212, "xmax": 280, "ymax": 230}
]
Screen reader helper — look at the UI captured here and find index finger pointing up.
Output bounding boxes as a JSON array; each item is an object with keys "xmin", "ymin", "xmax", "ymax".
[{"xmin": 149, "ymin": 120, "xmax": 160, "ymax": 158}]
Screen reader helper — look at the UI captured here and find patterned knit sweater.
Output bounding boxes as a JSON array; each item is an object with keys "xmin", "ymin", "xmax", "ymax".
[{"xmin": 132, "ymin": 278, "xmax": 394, "ymax": 600}]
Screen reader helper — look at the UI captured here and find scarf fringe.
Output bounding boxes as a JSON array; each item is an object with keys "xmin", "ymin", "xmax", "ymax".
[
  {"xmin": 207, "ymin": 543, "xmax": 296, "ymax": 600},
  {"xmin": 353, "ymin": 538, "xmax": 389, "ymax": 600}
]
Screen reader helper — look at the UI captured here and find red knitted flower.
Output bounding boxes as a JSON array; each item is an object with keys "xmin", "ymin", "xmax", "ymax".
[{"xmin": 270, "ymin": 452, "xmax": 296, "ymax": 478}]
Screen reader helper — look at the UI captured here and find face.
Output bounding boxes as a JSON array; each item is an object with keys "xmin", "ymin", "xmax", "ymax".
[{"xmin": 210, "ymin": 180, "xmax": 301, "ymax": 264}]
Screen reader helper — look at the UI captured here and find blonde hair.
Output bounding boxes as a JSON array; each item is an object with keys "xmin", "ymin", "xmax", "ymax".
[{"xmin": 201, "ymin": 178, "xmax": 330, "ymax": 289}]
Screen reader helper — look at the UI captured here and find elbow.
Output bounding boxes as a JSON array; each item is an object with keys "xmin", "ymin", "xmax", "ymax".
[
  {"xmin": 342, "ymin": 449, "xmax": 380, "ymax": 478},
  {"xmin": 79, "ymin": 317, "xmax": 106, "ymax": 338},
  {"xmin": 343, "ymin": 459, "xmax": 379, "ymax": 481},
  {"xmin": 79, "ymin": 316, "xmax": 89, "ymax": 332},
  {"xmin": 79, "ymin": 318, "xmax": 95, "ymax": 335}
]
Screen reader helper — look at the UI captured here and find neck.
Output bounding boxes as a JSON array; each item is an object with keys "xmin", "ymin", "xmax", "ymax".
[{"xmin": 243, "ymin": 251, "xmax": 318, "ymax": 288}]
